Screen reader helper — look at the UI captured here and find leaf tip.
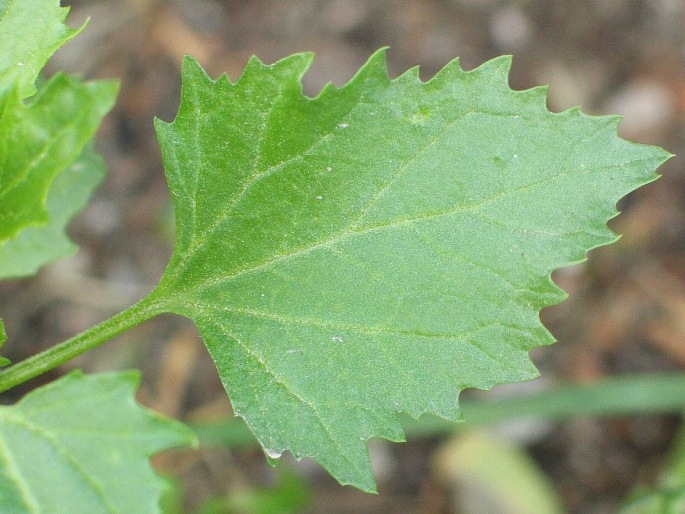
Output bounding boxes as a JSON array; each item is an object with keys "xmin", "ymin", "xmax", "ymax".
[
  {"xmin": 475, "ymin": 53, "xmax": 514, "ymax": 75},
  {"xmin": 241, "ymin": 52, "xmax": 315, "ymax": 86},
  {"xmin": 429, "ymin": 54, "xmax": 513, "ymax": 89},
  {"xmin": 365, "ymin": 46, "xmax": 390, "ymax": 72},
  {"xmin": 181, "ymin": 54, "xmax": 210, "ymax": 81},
  {"xmin": 56, "ymin": 1, "xmax": 85, "ymax": 38},
  {"xmin": 342, "ymin": 47, "xmax": 390, "ymax": 89}
]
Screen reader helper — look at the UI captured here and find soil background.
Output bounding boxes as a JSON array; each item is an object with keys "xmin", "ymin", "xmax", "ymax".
[{"xmin": 3, "ymin": 1, "xmax": 685, "ymax": 512}]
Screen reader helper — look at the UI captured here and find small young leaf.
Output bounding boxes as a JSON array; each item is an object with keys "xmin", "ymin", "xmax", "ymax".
[
  {"xmin": 0, "ymin": 143, "xmax": 105, "ymax": 279},
  {"xmin": 0, "ymin": 0, "xmax": 81, "ymax": 98},
  {"xmin": 149, "ymin": 51, "xmax": 669, "ymax": 490},
  {"xmin": 0, "ymin": 370, "xmax": 196, "ymax": 514},
  {"xmin": 0, "ymin": 73, "xmax": 117, "ymax": 242}
]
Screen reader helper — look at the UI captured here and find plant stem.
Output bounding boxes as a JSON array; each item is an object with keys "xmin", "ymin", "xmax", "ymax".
[{"xmin": 0, "ymin": 295, "xmax": 164, "ymax": 394}]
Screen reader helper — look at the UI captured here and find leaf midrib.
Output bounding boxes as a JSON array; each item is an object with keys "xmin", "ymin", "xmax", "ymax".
[
  {"xmin": 159, "ymin": 104, "xmax": 517, "ymax": 298},
  {"xmin": 0, "ymin": 425, "xmax": 39, "ymax": 513},
  {"xmin": 0, "ymin": 413, "xmax": 118, "ymax": 513},
  {"xmin": 0, "ymin": 79, "xmax": 96, "ymax": 206}
]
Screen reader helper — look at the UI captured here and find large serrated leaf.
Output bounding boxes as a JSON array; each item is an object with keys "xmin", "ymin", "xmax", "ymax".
[
  {"xmin": 0, "ymin": 73, "xmax": 117, "ymax": 242},
  {"xmin": 148, "ymin": 50, "xmax": 670, "ymax": 491},
  {"xmin": 0, "ymin": 370, "xmax": 196, "ymax": 514},
  {"xmin": 0, "ymin": 0, "xmax": 81, "ymax": 98},
  {"xmin": 0, "ymin": 143, "xmax": 105, "ymax": 279}
]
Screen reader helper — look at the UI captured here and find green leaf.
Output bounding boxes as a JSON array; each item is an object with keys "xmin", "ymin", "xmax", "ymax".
[
  {"xmin": 0, "ymin": 73, "xmax": 117, "ymax": 242},
  {"xmin": 149, "ymin": 50, "xmax": 670, "ymax": 491},
  {"xmin": 0, "ymin": 0, "xmax": 117, "ymax": 264},
  {"xmin": 0, "ymin": 143, "xmax": 105, "ymax": 279},
  {"xmin": 0, "ymin": 321, "xmax": 7, "ymax": 367},
  {"xmin": 0, "ymin": 0, "xmax": 81, "ymax": 98},
  {"xmin": 0, "ymin": 370, "xmax": 196, "ymax": 514}
]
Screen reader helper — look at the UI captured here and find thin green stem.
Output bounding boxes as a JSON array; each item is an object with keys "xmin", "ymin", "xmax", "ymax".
[{"xmin": 0, "ymin": 295, "xmax": 165, "ymax": 394}]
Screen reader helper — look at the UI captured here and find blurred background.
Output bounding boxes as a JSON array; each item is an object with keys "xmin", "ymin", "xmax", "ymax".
[{"xmin": 2, "ymin": 0, "xmax": 685, "ymax": 512}]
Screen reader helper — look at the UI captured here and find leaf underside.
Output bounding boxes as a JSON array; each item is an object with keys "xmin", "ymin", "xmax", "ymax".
[
  {"xmin": 151, "ymin": 50, "xmax": 669, "ymax": 491},
  {"xmin": 0, "ymin": 371, "xmax": 196, "ymax": 514}
]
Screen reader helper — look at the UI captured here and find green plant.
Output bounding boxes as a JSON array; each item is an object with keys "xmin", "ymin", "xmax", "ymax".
[{"xmin": 0, "ymin": 1, "xmax": 674, "ymax": 511}]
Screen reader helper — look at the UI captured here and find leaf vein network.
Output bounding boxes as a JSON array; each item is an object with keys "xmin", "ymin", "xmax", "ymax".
[
  {"xmin": 170, "ymin": 163, "xmax": 586, "ymax": 302},
  {"xmin": 0, "ymin": 107, "xmax": 83, "ymax": 201},
  {"xmin": 0, "ymin": 429, "xmax": 39, "ymax": 513},
  {"xmin": 208, "ymin": 314, "xmax": 365, "ymax": 471},
  {"xmin": 176, "ymin": 91, "xmax": 368, "ymax": 269},
  {"xmin": 201, "ymin": 306, "xmax": 522, "ymax": 372},
  {"xmin": 2, "ymin": 414, "xmax": 118, "ymax": 512}
]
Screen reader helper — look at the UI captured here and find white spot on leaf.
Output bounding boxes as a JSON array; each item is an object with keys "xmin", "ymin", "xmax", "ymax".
[{"xmin": 264, "ymin": 448, "xmax": 282, "ymax": 459}]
